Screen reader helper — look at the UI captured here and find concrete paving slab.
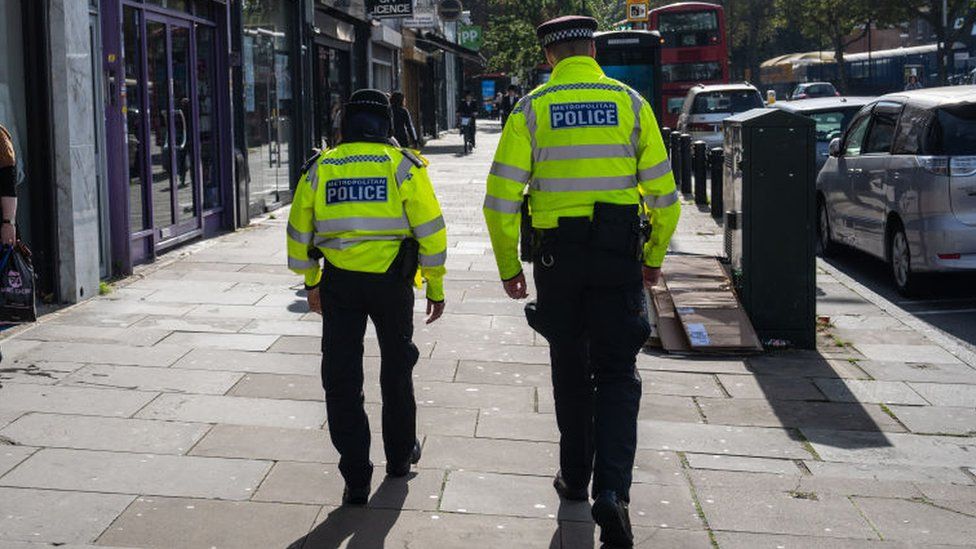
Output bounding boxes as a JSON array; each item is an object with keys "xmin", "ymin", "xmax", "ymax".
[
  {"xmin": 81, "ymin": 299, "xmax": 196, "ymax": 317},
  {"xmin": 0, "ymin": 446, "xmax": 36, "ymax": 478},
  {"xmin": 696, "ymin": 398, "xmax": 906, "ymax": 432},
  {"xmin": 857, "ymin": 360, "xmax": 976, "ymax": 384},
  {"xmin": 0, "ymin": 487, "xmax": 134, "ymax": 545},
  {"xmin": 638, "ymin": 420, "xmax": 812, "ymax": 459},
  {"xmin": 46, "ymin": 311, "xmax": 147, "ymax": 328},
  {"xmin": 0, "ymin": 384, "xmax": 157, "ymax": 417},
  {"xmin": 698, "ymin": 486, "xmax": 878, "ymax": 539},
  {"xmin": 689, "ymin": 468, "xmax": 925, "ymax": 499},
  {"xmin": 854, "ymin": 496, "xmax": 976, "ymax": 545},
  {"xmin": 454, "ymin": 360, "xmax": 552, "ymax": 386},
  {"xmin": 888, "ymin": 405, "xmax": 976, "ymax": 435},
  {"xmin": 173, "ymin": 349, "xmax": 319, "ymax": 375},
  {"xmin": 636, "ymin": 355, "xmax": 752, "ymax": 374},
  {"xmin": 0, "ymin": 448, "xmax": 271, "ymax": 500},
  {"xmin": 411, "ymin": 380, "xmax": 535, "ymax": 412},
  {"xmin": 642, "ymin": 371, "xmax": 725, "ymax": 398},
  {"xmin": 476, "ymin": 411, "xmax": 559, "ymax": 442},
  {"xmin": 184, "ymin": 303, "xmax": 305, "ymax": 320},
  {"xmin": 831, "ymin": 327, "xmax": 932, "ymax": 346},
  {"xmin": 564, "ymin": 524, "xmax": 713, "ymax": 549},
  {"xmin": 16, "ymin": 325, "xmax": 171, "ymax": 347},
  {"xmin": 814, "ymin": 379, "xmax": 929, "ymax": 405},
  {"xmin": 0, "ymin": 410, "xmax": 24, "ymax": 429},
  {"xmin": 907, "ymin": 382, "xmax": 976, "ymax": 407},
  {"xmin": 422, "ymin": 435, "xmax": 558, "ymax": 476},
  {"xmin": 240, "ymin": 319, "xmax": 323, "ymax": 337},
  {"xmin": 131, "ymin": 315, "xmax": 252, "ymax": 333},
  {"xmin": 829, "ymin": 315, "xmax": 911, "ymax": 331},
  {"xmin": 136, "ymin": 393, "xmax": 326, "ymax": 429},
  {"xmin": 23, "ymin": 342, "xmax": 189, "ymax": 367},
  {"xmin": 714, "ymin": 531, "xmax": 917, "ymax": 548},
  {"xmin": 60, "ymin": 364, "xmax": 243, "ymax": 395},
  {"xmin": 0, "ymin": 361, "xmax": 83, "ymax": 385},
  {"xmin": 854, "ymin": 344, "xmax": 964, "ymax": 365},
  {"xmin": 253, "ymin": 461, "xmax": 444, "ymax": 509},
  {"xmin": 632, "ymin": 450, "xmax": 687, "ymax": 485},
  {"xmin": 228, "ymin": 373, "xmax": 324, "ymax": 401},
  {"xmin": 95, "ymin": 496, "xmax": 320, "ymax": 549},
  {"xmin": 189, "ymin": 424, "xmax": 340, "ymax": 463},
  {"xmin": 746, "ymin": 356, "xmax": 870, "ymax": 379},
  {"xmin": 717, "ymin": 374, "xmax": 826, "ymax": 401},
  {"xmin": 432, "ymin": 342, "xmax": 551, "ymax": 364},
  {"xmin": 365, "ymin": 403, "xmax": 478, "ymax": 437},
  {"xmin": 439, "ymin": 471, "xmax": 593, "ymax": 522},
  {"xmin": 0, "ymin": 542, "xmax": 136, "ymax": 549},
  {"xmin": 144, "ymin": 290, "xmax": 267, "ymax": 305},
  {"xmin": 801, "ymin": 429, "xmax": 976, "ymax": 467},
  {"xmin": 0, "ymin": 413, "xmax": 209, "ymax": 454},
  {"xmin": 685, "ymin": 453, "xmax": 801, "ymax": 475},
  {"xmin": 269, "ymin": 335, "xmax": 326, "ymax": 355},
  {"xmin": 804, "ymin": 461, "xmax": 974, "ymax": 485},
  {"xmin": 158, "ymin": 332, "xmax": 279, "ymax": 352}
]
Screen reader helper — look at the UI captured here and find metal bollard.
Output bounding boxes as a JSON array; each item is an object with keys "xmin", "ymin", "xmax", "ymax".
[
  {"xmin": 709, "ymin": 147, "xmax": 724, "ymax": 218},
  {"xmin": 693, "ymin": 141, "xmax": 708, "ymax": 205},
  {"xmin": 669, "ymin": 132, "xmax": 682, "ymax": 186},
  {"xmin": 679, "ymin": 134, "xmax": 693, "ymax": 195},
  {"xmin": 661, "ymin": 127, "xmax": 672, "ymax": 154}
]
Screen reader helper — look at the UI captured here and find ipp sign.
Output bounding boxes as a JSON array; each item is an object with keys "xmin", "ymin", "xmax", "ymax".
[
  {"xmin": 459, "ymin": 25, "xmax": 482, "ymax": 51},
  {"xmin": 367, "ymin": 0, "xmax": 413, "ymax": 19}
]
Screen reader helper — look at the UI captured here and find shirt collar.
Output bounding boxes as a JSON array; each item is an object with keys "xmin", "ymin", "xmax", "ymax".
[{"xmin": 550, "ymin": 56, "xmax": 604, "ymax": 82}]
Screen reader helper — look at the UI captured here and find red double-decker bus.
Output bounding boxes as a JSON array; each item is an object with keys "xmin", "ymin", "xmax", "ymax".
[{"xmin": 648, "ymin": 2, "xmax": 729, "ymax": 128}]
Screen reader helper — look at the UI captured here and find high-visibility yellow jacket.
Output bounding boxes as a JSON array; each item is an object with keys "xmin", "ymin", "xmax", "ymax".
[
  {"xmin": 286, "ymin": 141, "xmax": 447, "ymax": 302},
  {"xmin": 483, "ymin": 56, "xmax": 680, "ymax": 280}
]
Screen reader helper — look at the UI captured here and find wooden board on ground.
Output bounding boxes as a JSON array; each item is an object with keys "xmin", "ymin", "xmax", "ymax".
[{"xmin": 649, "ymin": 284, "xmax": 690, "ymax": 352}]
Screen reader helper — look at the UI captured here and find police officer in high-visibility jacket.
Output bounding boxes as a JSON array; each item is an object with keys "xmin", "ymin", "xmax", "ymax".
[
  {"xmin": 483, "ymin": 16, "xmax": 679, "ymax": 547},
  {"xmin": 287, "ymin": 89, "xmax": 447, "ymax": 505}
]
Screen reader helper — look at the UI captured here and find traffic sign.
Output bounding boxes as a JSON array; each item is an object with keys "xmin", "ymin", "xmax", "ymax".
[
  {"xmin": 626, "ymin": 0, "xmax": 648, "ymax": 22},
  {"xmin": 439, "ymin": 0, "xmax": 463, "ymax": 22}
]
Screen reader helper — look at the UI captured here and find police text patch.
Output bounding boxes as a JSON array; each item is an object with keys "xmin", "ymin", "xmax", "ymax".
[
  {"xmin": 549, "ymin": 102, "xmax": 619, "ymax": 129},
  {"xmin": 325, "ymin": 178, "xmax": 388, "ymax": 204}
]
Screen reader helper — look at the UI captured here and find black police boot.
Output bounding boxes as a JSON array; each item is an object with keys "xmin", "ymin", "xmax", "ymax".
[
  {"xmin": 342, "ymin": 484, "xmax": 370, "ymax": 506},
  {"xmin": 553, "ymin": 470, "xmax": 588, "ymax": 501},
  {"xmin": 591, "ymin": 490, "xmax": 634, "ymax": 548},
  {"xmin": 386, "ymin": 439, "xmax": 422, "ymax": 478}
]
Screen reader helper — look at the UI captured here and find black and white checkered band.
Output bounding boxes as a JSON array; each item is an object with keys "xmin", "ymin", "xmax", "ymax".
[
  {"xmin": 347, "ymin": 100, "xmax": 389, "ymax": 109},
  {"xmin": 540, "ymin": 27, "xmax": 594, "ymax": 47},
  {"xmin": 511, "ymin": 83, "xmax": 627, "ymax": 115},
  {"xmin": 319, "ymin": 155, "xmax": 389, "ymax": 165}
]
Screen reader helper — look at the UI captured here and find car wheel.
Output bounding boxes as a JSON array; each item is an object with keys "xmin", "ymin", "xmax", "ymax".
[
  {"xmin": 817, "ymin": 199, "xmax": 835, "ymax": 257},
  {"xmin": 889, "ymin": 225, "xmax": 918, "ymax": 296}
]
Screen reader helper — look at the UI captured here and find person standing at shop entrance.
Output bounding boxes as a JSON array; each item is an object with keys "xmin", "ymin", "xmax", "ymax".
[
  {"xmin": 286, "ymin": 90, "xmax": 448, "ymax": 505},
  {"xmin": 390, "ymin": 91, "xmax": 421, "ymax": 149},
  {"xmin": 0, "ymin": 124, "xmax": 18, "ymax": 249},
  {"xmin": 482, "ymin": 16, "xmax": 680, "ymax": 548}
]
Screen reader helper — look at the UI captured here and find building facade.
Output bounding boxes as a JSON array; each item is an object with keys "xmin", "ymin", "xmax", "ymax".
[{"xmin": 1, "ymin": 0, "xmax": 476, "ymax": 307}]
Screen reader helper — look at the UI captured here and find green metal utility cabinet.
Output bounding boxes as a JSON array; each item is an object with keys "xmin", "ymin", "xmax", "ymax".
[{"xmin": 722, "ymin": 108, "xmax": 816, "ymax": 349}]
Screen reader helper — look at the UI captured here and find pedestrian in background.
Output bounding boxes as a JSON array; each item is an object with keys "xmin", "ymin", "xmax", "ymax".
[
  {"xmin": 482, "ymin": 15, "xmax": 680, "ymax": 547},
  {"xmin": 286, "ymin": 89, "xmax": 447, "ymax": 505},
  {"xmin": 390, "ymin": 91, "xmax": 421, "ymax": 150},
  {"xmin": 0, "ymin": 124, "xmax": 18, "ymax": 247},
  {"xmin": 905, "ymin": 74, "xmax": 923, "ymax": 90},
  {"xmin": 499, "ymin": 85, "xmax": 519, "ymax": 128}
]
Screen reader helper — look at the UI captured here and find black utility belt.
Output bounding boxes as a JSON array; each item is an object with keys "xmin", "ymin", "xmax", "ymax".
[{"xmin": 531, "ymin": 202, "xmax": 649, "ymax": 261}]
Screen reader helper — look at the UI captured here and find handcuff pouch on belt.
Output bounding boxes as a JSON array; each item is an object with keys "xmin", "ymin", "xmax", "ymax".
[
  {"xmin": 392, "ymin": 238, "xmax": 420, "ymax": 281},
  {"xmin": 590, "ymin": 202, "xmax": 643, "ymax": 260}
]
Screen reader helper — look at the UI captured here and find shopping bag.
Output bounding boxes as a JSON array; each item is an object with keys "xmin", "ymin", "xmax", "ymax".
[{"xmin": 0, "ymin": 243, "xmax": 37, "ymax": 323}]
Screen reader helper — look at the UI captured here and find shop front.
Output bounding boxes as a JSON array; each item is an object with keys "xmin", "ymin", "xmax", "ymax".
[{"xmin": 102, "ymin": 0, "xmax": 233, "ymax": 272}]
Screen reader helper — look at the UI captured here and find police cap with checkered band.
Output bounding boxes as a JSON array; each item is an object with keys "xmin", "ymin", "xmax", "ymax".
[{"xmin": 536, "ymin": 15, "xmax": 598, "ymax": 48}]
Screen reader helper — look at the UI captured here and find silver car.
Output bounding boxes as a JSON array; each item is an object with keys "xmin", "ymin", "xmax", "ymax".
[
  {"xmin": 677, "ymin": 83, "xmax": 764, "ymax": 149},
  {"xmin": 817, "ymin": 87, "xmax": 976, "ymax": 294}
]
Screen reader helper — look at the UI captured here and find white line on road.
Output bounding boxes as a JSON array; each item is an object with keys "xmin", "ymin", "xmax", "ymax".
[{"xmin": 912, "ymin": 308, "xmax": 976, "ymax": 316}]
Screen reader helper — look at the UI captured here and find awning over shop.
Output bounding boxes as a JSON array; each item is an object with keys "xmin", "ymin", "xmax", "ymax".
[{"xmin": 416, "ymin": 32, "xmax": 484, "ymax": 65}]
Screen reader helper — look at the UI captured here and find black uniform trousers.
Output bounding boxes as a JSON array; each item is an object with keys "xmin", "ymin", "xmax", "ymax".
[
  {"xmin": 319, "ymin": 265, "xmax": 420, "ymax": 488},
  {"xmin": 527, "ymin": 216, "xmax": 650, "ymax": 501}
]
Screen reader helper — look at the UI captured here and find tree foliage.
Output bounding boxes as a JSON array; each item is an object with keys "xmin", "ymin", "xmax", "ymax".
[{"xmin": 899, "ymin": 0, "xmax": 976, "ymax": 84}]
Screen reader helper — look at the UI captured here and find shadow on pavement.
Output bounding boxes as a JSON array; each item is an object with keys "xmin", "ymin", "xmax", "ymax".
[
  {"xmin": 288, "ymin": 475, "xmax": 411, "ymax": 548},
  {"xmin": 550, "ymin": 500, "xmax": 595, "ymax": 549},
  {"xmin": 746, "ymin": 352, "xmax": 892, "ymax": 450}
]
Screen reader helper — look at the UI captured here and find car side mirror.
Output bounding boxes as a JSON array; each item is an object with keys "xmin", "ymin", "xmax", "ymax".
[{"xmin": 828, "ymin": 138, "xmax": 842, "ymax": 157}]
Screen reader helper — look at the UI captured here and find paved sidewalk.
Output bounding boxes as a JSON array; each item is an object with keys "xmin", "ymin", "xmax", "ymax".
[{"xmin": 1, "ymin": 121, "xmax": 975, "ymax": 548}]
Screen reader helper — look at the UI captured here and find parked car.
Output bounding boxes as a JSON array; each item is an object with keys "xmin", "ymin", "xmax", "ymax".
[
  {"xmin": 677, "ymin": 83, "xmax": 764, "ymax": 148},
  {"xmin": 790, "ymin": 82, "xmax": 839, "ymax": 100},
  {"xmin": 773, "ymin": 96, "xmax": 874, "ymax": 171},
  {"xmin": 817, "ymin": 86, "xmax": 976, "ymax": 294}
]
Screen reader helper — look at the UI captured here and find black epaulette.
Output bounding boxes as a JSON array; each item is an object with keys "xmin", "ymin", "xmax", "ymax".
[
  {"xmin": 300, "ymin": 149, "xmax": 322, "ymax": 175},
  {"xmin": 399, "ymin": 148, "xmax": 425, "ymax": 168}
]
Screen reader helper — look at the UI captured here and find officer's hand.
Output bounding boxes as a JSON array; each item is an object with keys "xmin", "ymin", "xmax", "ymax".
[
  {"xmin": 307, "ymin": 286, "xmax": 322, "ymax": 315},
  {"xmin": 502, "ymin": 272, "xmax": 529, "ymax": 300},
  {"xmin": 642, "ymin": 266, "xmax": 663, "ymax": 288},
  {"xmin": 426, "ymin": 299, "xmax": 445, "ymax": 324}
]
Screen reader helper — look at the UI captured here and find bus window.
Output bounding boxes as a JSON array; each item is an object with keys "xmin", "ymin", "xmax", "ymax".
[
  {"xmin": 662, "ymin": 62, "xmax": 723, "ymax": 83},
  {"xmin": 658, "ymin": 10, "xmax": 719, "ymax": 48}
]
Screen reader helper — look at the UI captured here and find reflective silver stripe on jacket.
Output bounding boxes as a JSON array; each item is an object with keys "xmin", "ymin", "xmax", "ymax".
[
  {"xmin": 313, "ymin": 234, "xmax": 405, "ymax": 250},
  {"xmin": 536, "ymin": 144, "xmax": 634, "ymax": 162},
  {"xmin": 483, "ymin": 195, "xmax": 522, "ymax": 214},
  {"xmin": 638, "ymin": 159, "xmax": 672, "ymax": 182},
  {"xmin": 533, "ymin": 175, "xmax": 637, "ymax": 192},
  {"xmin": 314, "ymin": 216, "xmax": 410, "ymax": 233},
  {"xmin": 489, "ymin": 162, "xmax": 531, "ymax": 183},
  {"xmin": 522, "ymin": 99, "xmax": 539, "ymax": 163},
  {"xmin": 643, "ymin": 190, "xmax": 680, "ymax": 209},
  {"xmin": 287, "ymin": 223, "xmax": 314, "ymax": 245},
  {"xmin": 627, "ymin": 89, "xmax": 643, "ymax": 152},
  {"xmin": 419, "ymin": 250, "xmax": 447, "ymax": 267},
  {"xmin": 307, "ymin": 163, "xmax": 319, "ymax": 192},
  {"xmin": 288, "ymin": 257, "xmax": 319, "ymax": 270},
  {"xmin": 395, "ymin": 157, "xmax": 414, "ymax": 187},
  {"xmin": 411, "ymin": 215, "xmax": 445, "ymax": 238}
]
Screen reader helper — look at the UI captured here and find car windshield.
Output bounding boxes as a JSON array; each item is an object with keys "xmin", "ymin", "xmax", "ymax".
[
  {"xmin": 932, "ymin": 104, "xmax": 976, "ymax": 155},
  {"xmin": 692, "ymin": 91, "xmax": 762, "ymax": 114},
  {"xmin": 808, "ymin": 109, "xmax": 857, "ymax": 143},
  {"xmin": 805, "ymin": 84, "xmax": 835, "ymax": 96}
]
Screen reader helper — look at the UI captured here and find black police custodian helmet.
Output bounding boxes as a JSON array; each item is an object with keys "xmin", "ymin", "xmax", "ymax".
[
  {"xmin": 342, "ymin": 89, "xmax": 393, "ymax": 142},
  {"xmin": 536, "ymin": 15, "xmax": 598, "ymax": 48}
]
